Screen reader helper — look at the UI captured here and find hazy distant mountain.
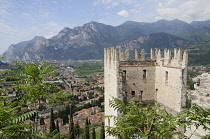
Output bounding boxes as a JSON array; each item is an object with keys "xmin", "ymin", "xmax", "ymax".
[
  {"xmin": 183, "ymin": 27, "xmax": 210, "ymax": 42},
  {"xmin": 116, "ymin": 19, "xmax": 193, "ymax": 38},
  {"xmin": 119, "ymin": 32, "xmax": 189, "ymax": 51},
  {"xmin": 2, "ymin": 36, "xmax": 47, "ymax": 61},
  {"xmin": 2, "ymin": 19, "xmax": 210, "ymax": 61},
  {"xmin": 190, "ymin": 20, "xmax": 210, "ymax": 28}
]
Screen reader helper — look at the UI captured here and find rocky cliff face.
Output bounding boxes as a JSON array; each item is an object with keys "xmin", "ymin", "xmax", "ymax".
[
  {"xmin": 2, "ymin": 19, "xmax": 210, "ymax": 61},
  {"xmin": 119, "ymin": 32, "xmax": 189, "ymax": 51},
  {"xmin": 2, "ymin": 36, "xmax": 47, "ymax": 61}
]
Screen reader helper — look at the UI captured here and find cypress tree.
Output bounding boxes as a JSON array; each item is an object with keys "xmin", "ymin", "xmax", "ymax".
[
  {"xmin": 50, "ymin": 108, "xmax": 56, "ymax": 133},
  {"xmin": 100, "ymin": 122, "xmax": 105, "ymax": 139},
  {"xmin": 74, "ymin": 120, "xmax": 80, "ymax": 139},
  {"xmin": 84, "ymin": 118, "xmax": 90, "ymax": 139},
  {"xmin": 65, "ymin": 105, "xmax": 70, "ymax": 115},
  {"xmin": 68, "ymin": 104, "xmax": 75, "ymax": 139},
  {"xmin": 56, "ymin": 120, "xmax": 60, "ymax": 132},
  {"xmin": 92, "ymin": 127, "xmax": 96, "ymax": 139},
  {"xmin": 40, "ymin": 116, "xmax": 45, "ymax": 125},
  {"xmin": 62, "ymin": 113, "xmax": 69, "ymax": 125}
]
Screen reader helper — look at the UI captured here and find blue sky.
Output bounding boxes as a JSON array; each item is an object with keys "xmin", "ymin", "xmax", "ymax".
[{"xmin": 1, "ymin": 0, "xmax": 210, "ymax": 55}]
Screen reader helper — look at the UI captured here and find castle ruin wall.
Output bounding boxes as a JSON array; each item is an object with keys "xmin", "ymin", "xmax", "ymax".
[
  {"xmin": 185, "ymin": 73, "xmax": 210, "ymax": 138},
  {"xmin": 104, "ymin": 47, "xmax": 188, "ymax": 139}
]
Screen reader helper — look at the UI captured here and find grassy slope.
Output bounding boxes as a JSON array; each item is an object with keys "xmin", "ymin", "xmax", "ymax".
[
  {"xmin": 184, "ymin": 41, "xmax": 210, "ymax": 66},
  {"xmin": 72, "ymin": 62, "xmax": 104, "ymax": 76}
]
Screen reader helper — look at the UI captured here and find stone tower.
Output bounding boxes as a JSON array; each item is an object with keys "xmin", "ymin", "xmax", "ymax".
[{"xmin": 104, "ymin": 47, "xmax": 188, "ymax": 139}]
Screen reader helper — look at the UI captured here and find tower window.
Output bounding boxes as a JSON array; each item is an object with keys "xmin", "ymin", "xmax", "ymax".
[
  {"xmin": 122, "ymin": 70, "xmax": 126, "ymax": 84},
  {"xmin": 131, "ymin": 91, "xmax": 135, "ymax": 97},
  {"xmin": 143, "ymin": 70, "xmax": 147, "ymax": 79},
  {"xmin": 165, "ymin": 71, "xmax": 168, "ymax": 84},
  {"xmin": 139, "ymin": 91, "xmax": 143, "ymax": 100},
  {"xmin": 122, "ymin": 70, "xmax": 126, "ymax": 76}
]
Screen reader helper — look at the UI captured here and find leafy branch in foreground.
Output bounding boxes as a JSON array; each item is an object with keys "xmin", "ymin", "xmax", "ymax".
[
  {"xmin": 178, "ymin": 103, "xmax": 210, "ymax": 138},
  {"xmin": 11, "ymin": 61, "xmax": 58, "ymax": 104},
  {"xmin": 0, "ymin": 101, "xmax": 37, "ymax": 139},
  {"xmin": 106, "ymin": 98, "xmax": 181, "ymax": 139},
  {"xmin": 0, "ymin": 60, "xmax": 60, "ymax": 138},
  {"xmin": 107, "ymin": 98, "xmax": 210, "ymax": 139}
]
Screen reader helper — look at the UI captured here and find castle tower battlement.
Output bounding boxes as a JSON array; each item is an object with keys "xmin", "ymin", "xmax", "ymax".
[
  {"xmin": 104, "ymin": 47, "xmax": 188, "ymax": 139},
  {"xmin": 105, "ymin": 47, "xmax": 188, "ymax": 69},
  {"xmin": 151, "ymin": 48, "xmax": 188, "ymax": 68}
]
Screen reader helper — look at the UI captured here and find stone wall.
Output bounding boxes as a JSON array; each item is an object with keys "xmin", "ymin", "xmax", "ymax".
[
  {"xmin": 191, "ymin": 73, "xmax": 210, "ymax": 109},
  {"xmin": 104, "ymin": 47, "xmax": 121, "ymax": 139},
  {"xmin": 104, "ymin": 47, "xmax": 188, "ymax": 139},
  {"xmin": 186, "ymin": 73, "xmax": 210, "ymax": 138},
  {"xmin": 120, "ymin": 65, "xmax": 156, "ymax": 102}
]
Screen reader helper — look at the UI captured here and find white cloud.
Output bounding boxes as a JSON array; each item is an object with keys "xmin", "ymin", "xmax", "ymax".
[
  {"xmin": 93, "ymin": 0, "xmax": 113, "ymax": 6},
  {"xmin": 43, "ymin": 22, "xmax": 64, "ymax": 39},
  {"xmin": 0, "ymin": 0, "xmax": 11, "ymax": 17},
  {"xmin": 112, "ymin": 2, "xmax": 119, "ymax": 7},
  {"xmin": 106, "ymin": 2, "xmax": 119, "ymax": 9},
  {"xmin": 117, "ymin": 10, "xmax": 129, "ymax": 17},
  {"xmin": 130, "ymin": 9, "xmax": 139, "ymax": 13},
  {"xmin": 156, "ymin": 0, "xmax": 210, "ymax": 22},
  {"xmin": 94, "ymin": 0, "xmax": 137, "ymax": 7}
]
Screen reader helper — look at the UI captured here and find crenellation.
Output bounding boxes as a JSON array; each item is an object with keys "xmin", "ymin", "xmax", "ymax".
[
  {"xmin": 140, "ymin": 49, "xmax": 145, "ymax": 61},
  {"xmin": 105, "ymin": 46, "xmax": 188, "ymax": 139},
  {"xmin": 182, "ymin": 50, "xmax": 188, "ymax": 67},
  {"xmin": 163, "ymin": 49, "xmax": 171, "ymax": 65},
  {"xmin": 135, "ymin": 49, "xmax": 140, "ymax": 60},
  {"xmin": 150, "ymin": 49, "xmax": 155, "ymax": 60},
  {"xmin": 119, "ymin": 49, "xmax": 125, "ymax": 61},
  {"xmin": 134, "ymin": 49, "xmax": 145, "ymax": 61},
  {"xmin": 119, "ymin": 49, "xmax": 129, "ymax": 61},
  {"xmin": 155, "ymin": 49, "xmax": 162, "ymax": 64},
  {"xmin": 176, "ymin": 48, "xmax": 182, "ymax": 61},
  {"xmin": 125, "ymin": 49, "xmax": 129, "ymax": 60}
]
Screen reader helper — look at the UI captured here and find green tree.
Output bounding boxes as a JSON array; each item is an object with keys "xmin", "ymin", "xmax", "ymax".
[
  {"xmin": 40, "ymin": 116, "xmax": 45, "ymax": 125},
  {"xmin": 202, "ymin": 135, "xmax": 210, "ymax": 139},
  {"xmin": 50, "ymin": 108, "xmax": 56, "ymax": 133},
  {"xmin": 56, "ymin": 120, "xmax": 60, "ymax": 132},
  {"xmin": 12, "ymin": 61, "xmax": 58, "ymax": 105},
  {"xmin": 106, "ymin": 98, "xmax": 210, "ymax": 139},
  {"xmin": 100, "ymin": 122, "xmax": 105, "ymax": 139},
  {"xmin": 43, "ymin": 130, "xmax": 64, "ymax": 139},
  {"xmin": 0, "ymin": 64, "xmax": 39, "ymax": 138},
  {"xmin": 62, "ymin": 113, "xmax": 69, "ymax": 125},
  {"xmin": 92, "ymin": 127, "xmax": 96, "ymax": 139},
  {"xmin": 74, "ymin": 120, "xmax": 80, "ymax": 139},
  {"xmin": 68, "ymin": 104, "xmax": 75, "ymax": 139},
  {"xmin": 83, "ymin": 118, "xmax": 90, "ymax": 139},
  {"xmin": 106, "ymin": 98, "xmax": 181, "ymax": 139},
  {"xmin": 0, "ymin": 100, "xmax": 37, "ymax": 138},
  {"xmin": 178, "ymin": 103, "xmax": 210, "ymax": 138}
]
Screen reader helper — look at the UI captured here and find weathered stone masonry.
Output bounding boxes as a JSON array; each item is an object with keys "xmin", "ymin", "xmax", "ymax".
[
  {"xmin": 185, "ymin": 73, "xmax": 210, "ymax": 138},
  {"xmin": 104, "ymin": 47, "xmax": 188, "ymax": 139}
]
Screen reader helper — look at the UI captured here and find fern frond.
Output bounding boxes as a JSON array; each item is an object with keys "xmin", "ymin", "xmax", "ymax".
[
  {"xmin": 109, "ymin": 97, "xmax": 126, "ymax": 114},
  {"xmin": 10, "ymin": 110, "xmax": 36, "ymax": 124}
]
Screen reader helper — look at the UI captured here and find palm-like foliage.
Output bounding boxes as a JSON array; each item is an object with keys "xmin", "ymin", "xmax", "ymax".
[
  {"xmin": 178, "ymin": 103, "xmax": 210, "ymax": 138},
  {"xmin": 0, "ymin": 101, "xmax": 37, "ymax": 139},
  {"xmin": 106, "ymin": 98, "xmax": 181, "ymax": 139},
  {"xmin": 12, "ymin": 61, "xmax": 58, "ymax": 103},
  {"xmin": 107, "ymin": 98, "xmax": 210, "ymax": 139},
  {"xmin": 0, "ymin": 60, "xmax": 59, "ymax": 138}
]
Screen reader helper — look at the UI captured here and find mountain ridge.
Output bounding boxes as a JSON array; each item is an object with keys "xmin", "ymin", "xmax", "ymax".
[{"xmin": 2, "ymin": 19, "xmax": 210, "ymax": 61}]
